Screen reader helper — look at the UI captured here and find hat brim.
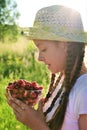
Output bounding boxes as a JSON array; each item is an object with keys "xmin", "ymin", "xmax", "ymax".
[{"xmin": 28, "ymin": 27, "xmax": 87, "ymax": 43}]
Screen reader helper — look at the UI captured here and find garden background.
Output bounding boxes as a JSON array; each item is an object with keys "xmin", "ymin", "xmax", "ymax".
[
  {"xmin": 0, "ymin": 35, "xmax": 50, "ymax": 130},
  {"xmin": 0, "ymin": 0, "xmax": 87, "ymax": 129}
]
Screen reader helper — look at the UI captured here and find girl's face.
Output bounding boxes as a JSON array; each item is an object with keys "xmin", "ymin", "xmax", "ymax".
[{"xmin": 34, "ymin": 40, "xmax": 67, "ymax": 74}]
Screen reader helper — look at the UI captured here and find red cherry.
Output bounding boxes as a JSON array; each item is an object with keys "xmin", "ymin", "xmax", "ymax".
[
  {"xmin": 24, "ymin": 90, "xmax": 28, "ymax": 97},
  {"xmin": 17, "ymin": 79, "xmax": 26, "ymax": 87},
  {"xmin": 7, "ymin": 84, "xmax": 14, "ymax": 90},
  {"xmin": 31, "ymin": 81, "xmax": 38, "ymax": 87},
  {"xmin": 13, "ymin": 89, "xmax": 18, "ymax": 94},
  {"xmin": 29, "ymin": 91, "xmax": 37, "ymax": 99}
]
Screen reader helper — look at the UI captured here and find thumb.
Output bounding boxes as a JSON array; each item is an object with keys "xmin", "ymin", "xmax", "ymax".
[
  {"xmin": 38, "ymin": 98, "xmax": 45, "ymax": 120},
  {"xmin": 38, "ymin": 98, "xmax": 44, "ymax": 112}
]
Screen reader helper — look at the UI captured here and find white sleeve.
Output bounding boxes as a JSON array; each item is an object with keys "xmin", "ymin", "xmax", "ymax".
[{"xmin": 75, "ymin": 86, "xmax": 87, "ymax": 118}]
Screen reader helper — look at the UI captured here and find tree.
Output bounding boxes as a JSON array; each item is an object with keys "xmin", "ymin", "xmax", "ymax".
[{"xmin": 0, "ymin": 0, "xmax": 20, "ymax": 42}]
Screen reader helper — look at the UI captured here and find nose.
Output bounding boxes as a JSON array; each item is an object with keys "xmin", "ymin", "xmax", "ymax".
[{"xmin": 38, "ymin": 53, "xmax": 44, "ymax": 62}]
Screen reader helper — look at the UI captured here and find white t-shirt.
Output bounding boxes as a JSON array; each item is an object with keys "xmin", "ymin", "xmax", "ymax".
[{"xmin": 61, "ymin": 74, "xmax": 87, "ymax": 130}]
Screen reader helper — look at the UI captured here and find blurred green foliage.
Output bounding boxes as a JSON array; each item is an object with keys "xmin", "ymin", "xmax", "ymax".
[
  {"xmin": 0, "ymin": 0, "xmax": 20, "ymax": 42},
  {"xmin": 0, "ymin": 41, "xmax": 50, "ymax": 86},
  {"xmin": 0, "ymin": 40, "xmax": 50, "ymax": 130}
]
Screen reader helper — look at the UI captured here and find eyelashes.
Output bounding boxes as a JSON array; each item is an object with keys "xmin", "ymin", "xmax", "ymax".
[{"xmin": 41, "ymin": 49, "xmax": 46, "ymax": 52}]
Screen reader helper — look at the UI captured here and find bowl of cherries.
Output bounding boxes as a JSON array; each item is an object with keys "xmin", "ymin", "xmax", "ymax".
[{"xmin": 6, "ymin": 79, "xmax": 43, "ymax": 106}]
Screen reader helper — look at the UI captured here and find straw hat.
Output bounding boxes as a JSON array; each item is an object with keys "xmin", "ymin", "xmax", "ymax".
[{"xmin": 29, "ymin": 5, "xmax": 87, "ymax": 43}]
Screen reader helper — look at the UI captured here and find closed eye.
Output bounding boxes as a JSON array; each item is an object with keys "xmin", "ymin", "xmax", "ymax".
[{"xmin": 41, "ymin": 49, "xmax": 46, "ymax": 52}]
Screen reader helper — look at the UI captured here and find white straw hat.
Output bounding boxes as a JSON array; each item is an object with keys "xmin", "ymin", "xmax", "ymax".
[{"xmin": 29, "ymin": 5, "xmax": 87, "ymax": 43}]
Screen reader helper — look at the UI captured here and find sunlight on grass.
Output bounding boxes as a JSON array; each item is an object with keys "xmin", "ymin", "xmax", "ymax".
[{"xmin": 0, "ymin": 36, "xmax": 29, "ymax": 54}]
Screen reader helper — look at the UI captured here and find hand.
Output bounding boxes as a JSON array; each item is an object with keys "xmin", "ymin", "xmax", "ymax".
[{"xmin": 7, "ymin": 97, "xmax": 50, "ymax": 130}]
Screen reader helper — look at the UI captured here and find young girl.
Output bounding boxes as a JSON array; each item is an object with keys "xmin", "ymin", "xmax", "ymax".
[{"xmin": 7, "ymin": 5, "xmax": 87, "ymax": 130}]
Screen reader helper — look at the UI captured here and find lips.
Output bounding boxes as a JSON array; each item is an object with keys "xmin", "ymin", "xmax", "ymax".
[{"xmin": 46, "ymin": 64, "xmax": 51, "ymax": 69}]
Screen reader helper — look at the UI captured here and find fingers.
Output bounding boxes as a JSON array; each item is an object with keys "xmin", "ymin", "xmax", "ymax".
[
  {"xmin": 11, "ymin": 98, "xmax": 27, "ymax": 112},
  {"xmin": 38, "ymin": 99, "xmax": 44, "ymax": 112},
  {"xmin": 38, "ymin": 98, "xmax": 45, "ymax": 120},
  {"xmin": 6, "ymin": 96, "xmax": 26, "ymax": 115},
  {"xmin": 38, "ymin": 98, "xmax": 44, "ymax": 110},
  {"xmin": 5, "ymin": 92, "xmax": 13, "ymax": 107},
  {"xmin": 5, "ymin": 92, "xmax": 11, "ymax": 100}
]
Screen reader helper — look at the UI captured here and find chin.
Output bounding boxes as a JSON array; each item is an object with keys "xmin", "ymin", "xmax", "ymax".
[
  {"xmin": 51, "ymin": 69, "xmax": 61, "ymax": 74},
  {"xmin": 50, "ymin": 70, "xmax": 58, "ymax": 74},
  {"xmin": 49, "ymin": 67, "xmax": 60, "ymax": 74}
]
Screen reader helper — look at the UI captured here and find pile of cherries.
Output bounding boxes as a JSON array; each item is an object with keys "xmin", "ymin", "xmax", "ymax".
[{"xmin": 6, "ymin": 79, "xmax": 43, "ymax": 106}]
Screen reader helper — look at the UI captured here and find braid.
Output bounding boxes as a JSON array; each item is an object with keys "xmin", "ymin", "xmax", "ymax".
[
  {"xmin": 44, "ymin": 73, "xmax": 63, "ymax": 103},
  {"xmin": 49, "ymin": 74, "xmax": 56, "ymax": 94},
  {"xmin": 44, "ymin": 85, "xmax": 63, "ymax": 116},
  {"xmin": 44, "ymin": 73, "xmax": 56, "ymax": 103},
  {"xmin": 44, "ymin": 73, "xmax": 63, "ymax": 116},
  {"xmin": 71, "ymin": 43, "xmax": 85, "ymax": 87},
  {"xmin": 47, "ymin": 42, "xmax": 85, "ymax": 130},
  {"xmin": 64, "ymin": 43, "xmax": 77, "ymax": 90}
]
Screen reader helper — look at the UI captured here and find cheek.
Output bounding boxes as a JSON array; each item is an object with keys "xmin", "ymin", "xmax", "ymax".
[
  {"xmin": 58, "ymin": 52, "xmax": 66, "ymax": 68},
  {"xmin": 54, "ymin": 52, "xmax": 66, "ymax": 71}
]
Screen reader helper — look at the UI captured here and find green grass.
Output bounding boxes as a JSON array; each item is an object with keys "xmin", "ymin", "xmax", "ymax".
[
  {"xmin": 0, "ymin": 36, "xmax": 29, "ymax": 54},
  {"xmin": 0, "ymin": 37, "xmax": 50, "ymax": 130}
]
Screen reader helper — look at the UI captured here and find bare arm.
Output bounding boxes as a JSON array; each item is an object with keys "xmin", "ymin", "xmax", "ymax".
[{"xmin": 79, "ymin": 114, "xmax": 87, "ymax": 130}]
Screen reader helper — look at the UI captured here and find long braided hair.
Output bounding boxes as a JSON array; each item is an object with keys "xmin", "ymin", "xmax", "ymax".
[{"xmin": 43, "ymin": 42, "xmax": 86, "ymax": 130}]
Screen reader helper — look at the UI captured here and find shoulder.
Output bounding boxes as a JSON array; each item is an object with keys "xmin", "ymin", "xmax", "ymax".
[
  {"xmin": 76, "ymin": 74, "xmax": 87, "ymax": 86},
  {"xmin": 72, "ymin": 74, "xmax": 87, "ymax": 117},
  {"xmin": 71, "ymin": 74, "xmax": 87, "ymax": 99},
  {"xmin": 73, "ymin": 74, "xmax": 87, "ymax": 91},
  {"xmin": 69, "ymin": 74, "xmax": 87, "ymax": 97}
]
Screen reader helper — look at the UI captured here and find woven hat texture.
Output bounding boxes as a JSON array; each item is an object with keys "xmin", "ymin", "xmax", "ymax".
[{"xmin": 29, "ymin": 5, "xmax": 87, "ymax": 43}]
